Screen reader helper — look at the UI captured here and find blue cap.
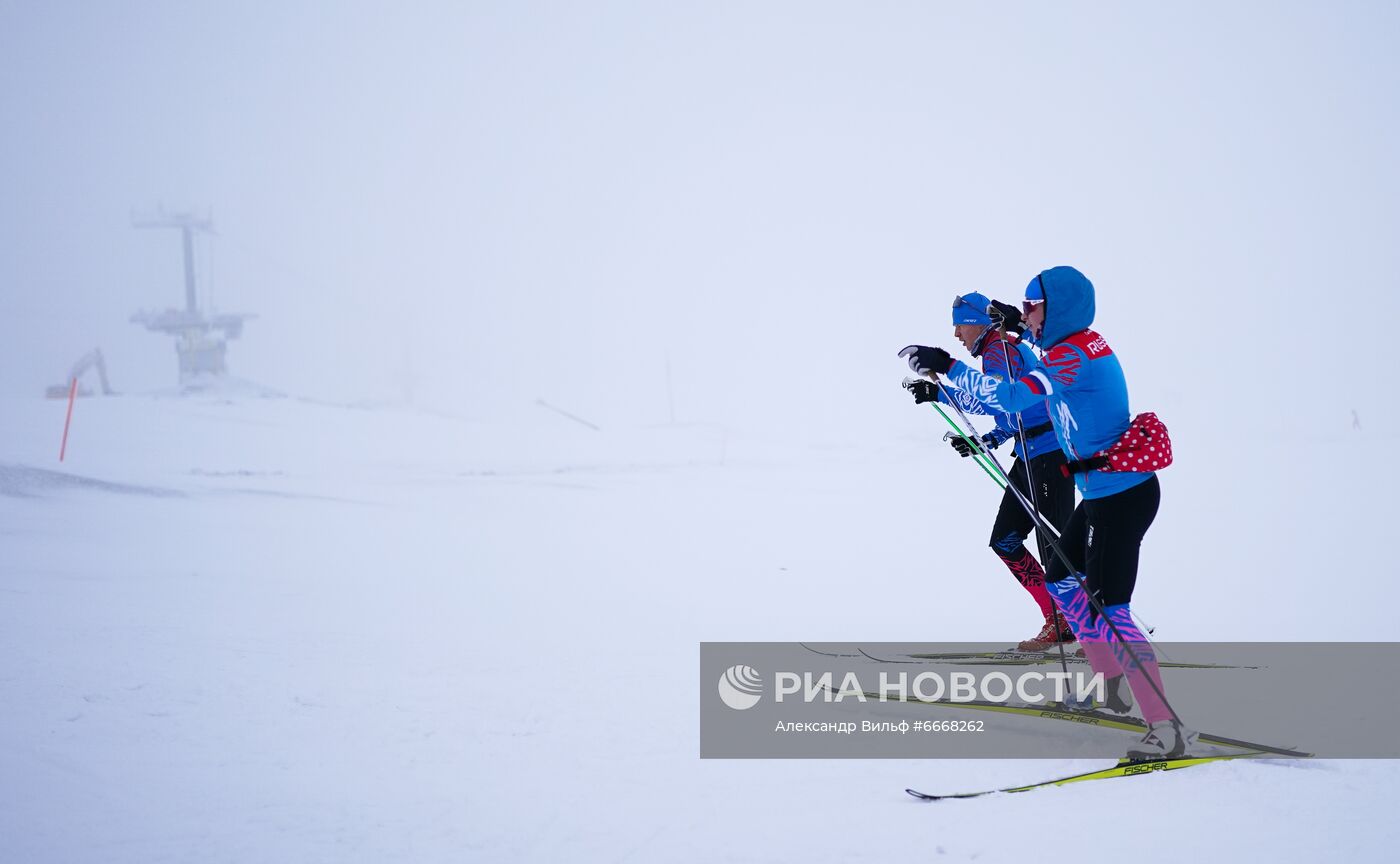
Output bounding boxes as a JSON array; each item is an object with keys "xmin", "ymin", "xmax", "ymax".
[
  {"xmin": 1025, "ymin": 275, "xmax": 1045, "ymax": 302},
  {"xmin": 952, "ymin": 292, "xmax": 993, "ymax": 326}
]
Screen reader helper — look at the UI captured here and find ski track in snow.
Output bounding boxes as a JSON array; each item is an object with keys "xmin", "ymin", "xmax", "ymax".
[{"xmin": 1, "ymin": 395, "xmax": 1398, "ymax": 862}]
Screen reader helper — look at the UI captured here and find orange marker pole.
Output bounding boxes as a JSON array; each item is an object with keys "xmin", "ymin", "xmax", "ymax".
[{"xmin": 59, "ymin": 377, "xmax": 77, "ymax": 462}]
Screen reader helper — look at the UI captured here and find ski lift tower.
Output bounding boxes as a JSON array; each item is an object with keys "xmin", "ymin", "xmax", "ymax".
[{"xmin": 129, "ymin": 209, "xmax": 254, "ymax": 386}]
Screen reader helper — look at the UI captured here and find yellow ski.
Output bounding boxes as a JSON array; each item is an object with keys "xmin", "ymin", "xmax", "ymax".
[{"xmin": 906, "ymin": 752, "xmax": 1271, "ymax": 800}]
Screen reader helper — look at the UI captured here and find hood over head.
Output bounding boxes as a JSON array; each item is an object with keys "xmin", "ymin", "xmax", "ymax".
[{"xmin": 1027, "ymin": 266, "xmax": 1096, "ymax": 347}]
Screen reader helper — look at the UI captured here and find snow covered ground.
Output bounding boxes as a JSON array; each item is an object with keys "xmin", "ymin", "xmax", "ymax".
[{"xmin": 2, "ymin": 392, "xmax": 1398, "ymax": 862}]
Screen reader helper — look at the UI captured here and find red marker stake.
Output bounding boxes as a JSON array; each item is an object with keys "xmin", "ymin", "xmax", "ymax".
[{"xmin": 59, "ymin": 377, "xmax": 77, "ymax": 462}]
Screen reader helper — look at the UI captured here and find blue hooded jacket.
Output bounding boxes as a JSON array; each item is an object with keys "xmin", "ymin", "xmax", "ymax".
[{"xmin": 943, "ymin": 267, "xmax": 1152, "ymax": 500}]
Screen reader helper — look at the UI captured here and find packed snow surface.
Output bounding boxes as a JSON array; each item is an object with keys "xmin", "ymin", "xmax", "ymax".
[{"xmin": 2, "ymin": 393, "xmax": 1397, "ymax": 862}]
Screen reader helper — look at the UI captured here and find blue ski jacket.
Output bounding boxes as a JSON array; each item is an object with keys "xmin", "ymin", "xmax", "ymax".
[
  {"xmin": 936, "ymin": 334, "xmax": 1059, "ymax": 462},
  {"xmin": 943, "ymin": 266, "xmax": 1153, "ymax": 500}
]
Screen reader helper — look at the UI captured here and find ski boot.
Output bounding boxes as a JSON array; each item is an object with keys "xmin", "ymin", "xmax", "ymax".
[
  {"xmin": 1102, "ymin": 674, "xmax": 1134, "ymax": 715},
  {"xmin": 1017, "ymin": 611, "xmax": 1076, "ymax": 652},
  {"xmin": 1061, "ymin": 690, "xmax": 1095, "ymax": 712},
  {"xmin": 1061, "ymin": 673, "xmax": 1132, "ymax": 714},
  {"xmin": 1126, "ymin": 720, "xmax": 1199, "ymax": 761}
]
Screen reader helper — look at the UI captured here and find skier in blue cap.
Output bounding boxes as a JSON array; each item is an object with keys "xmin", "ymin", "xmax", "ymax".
[
  {"xmin": 899, "ymin": 267, "xmax": 1192, "ymax": 759},
  {"xmin": 902, "ymin": 292, "xmax": 1076, "ymax": 651}
]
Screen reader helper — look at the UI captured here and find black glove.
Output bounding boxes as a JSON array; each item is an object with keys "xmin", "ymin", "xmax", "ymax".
[
  {"xmin": 902, "ymin": 378, "xmax": 939, "ymax": 404},
  {"xmin": 949, "ymin": 433, "xmax": 1001, "ymax": 458},
  {"xmin": 898, "ymin": 345, "xmax": 954, "ymax": 376},
  {"xmin": 987, "ymin": 300, "xmax": 1025, "ymax": 335}
]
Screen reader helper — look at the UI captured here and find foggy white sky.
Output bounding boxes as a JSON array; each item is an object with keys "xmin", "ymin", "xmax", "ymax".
[{"xmin": 3, "ymin": 1, "xmax": 1398, "ymax": 437}]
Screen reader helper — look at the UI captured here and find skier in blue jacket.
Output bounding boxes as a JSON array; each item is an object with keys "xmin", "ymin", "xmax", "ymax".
[
  {"xmin": 903, "ymin": 292, "xmax": 1076, "ymax": 651},
  {"xmin": 899, "ymin": 266, "xmax": 1193, "ymax": 759}
]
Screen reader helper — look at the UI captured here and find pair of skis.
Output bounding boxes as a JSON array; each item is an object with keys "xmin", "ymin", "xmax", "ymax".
[
  {"xmin": 855, "ymin": 689, "xmax": 1308, "ymax": 757},
  {"xmin": 876, "ymin": 647, "xmax": 1247, "ymax": 670},
  {"xmin": 905, "ymin": 752, "xmax": 1275, "ymax": 801},
  {"xmin": 798, "ymin": 643, "xmax": 1304, "ymax": 796},
  {"xmin": 799, "ymin": 642, "xmax": 1252, "ymax": 670},
  {"xmin": 875, "ymin": 690, "xmax": 1309, "ymax": 800}
]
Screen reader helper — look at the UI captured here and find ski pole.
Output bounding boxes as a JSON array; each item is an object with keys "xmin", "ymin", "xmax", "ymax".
[
  {"xmin": 904, "ymin": 378, "xmax": 1002, "ymax": 484},
  {"xmin": 942, "ymin": 430, "xmax": 1007, "ymax": 487},
  {"xmin": 922, "ymin": 376, "xmax": 1058, "ymax": 543},
  {"xmin": 921, "ymin": 379, "xmax": 1064, "ymax": 540},
  {"xmin": 925, "ymin": 372, "xmax": 1073, "ymax": 678},
  {"xmin": 930, "ymin": 371, "xmax": 1185, "ymax": 726},
  {"xmin": 926, "ymin": 400, "xmax": 1004, "ymax": 489},
  {"xmin": 916, "ymin": 359, "xmax": 1082, "ymax": 689},
  {"xmin": 990, "ymin": 334, "xmax": 1073, "ymax": 680},
  {"xmin": 926, "ymin": 380, "xmax": 1056, "ymax": 538}
]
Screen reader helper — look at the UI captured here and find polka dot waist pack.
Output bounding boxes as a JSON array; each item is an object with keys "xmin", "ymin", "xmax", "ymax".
[{"xmin": 1060, "ymin": 412, "xmax": 1173, "ymax": 477}]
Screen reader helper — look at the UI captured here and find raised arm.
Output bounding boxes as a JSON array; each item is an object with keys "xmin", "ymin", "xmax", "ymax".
[
  {"xmin": 936, "ymin": 381, "xmax": 994, "ymax": 416},
  {"xmin": 943, "ymin": 343, "xmax": 1083, "ymax": 415}
]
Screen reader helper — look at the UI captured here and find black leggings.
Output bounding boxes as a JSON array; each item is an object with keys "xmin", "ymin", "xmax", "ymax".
[
  {"xmin": 989, "ymin": 450, "xmax": 1075, "ymax": 557},
  {"xmin": 1043, "ymin": 474, "xmax": 1161, "ymax": 607}
]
